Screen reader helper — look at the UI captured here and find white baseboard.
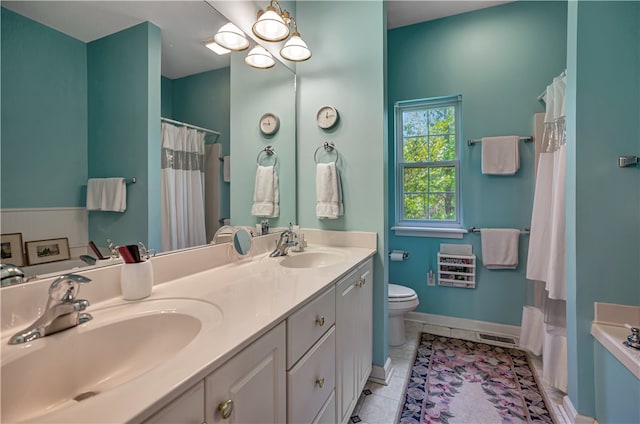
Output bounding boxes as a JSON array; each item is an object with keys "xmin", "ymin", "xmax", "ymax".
[
  {"xmin": 405, "ymin": 311, "xmax": 521, "ymax": 338},
  {"xmin": 368, "ymin": 356, "xmax": 394, "ymax": 385},
  {"xmin": 562, "ymin": 395, "xmax": 597, "ymax": 424}
]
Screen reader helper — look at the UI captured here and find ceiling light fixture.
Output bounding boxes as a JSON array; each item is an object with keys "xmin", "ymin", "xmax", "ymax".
[
  {"xmin": 252, "ymin": 0, "xmax": 311, "ymax": 62},
  {"xmin": 213, "ymin": 22, "xmax": 249, "ymax": 51},
  {"xmin": 245, "ymin": 45, "xmax": 276, "ymax": 69},
  {"xmin": 204, "ymin": 40, "xmax": 231, "ymax": 55}
]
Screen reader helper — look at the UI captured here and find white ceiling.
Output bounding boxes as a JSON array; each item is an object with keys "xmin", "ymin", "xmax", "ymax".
[{"xmin": 2, "ymin": 1, "xmax": 511, "ymax": 79}]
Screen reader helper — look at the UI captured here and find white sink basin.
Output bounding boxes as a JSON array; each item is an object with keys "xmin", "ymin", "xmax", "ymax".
[
  {"xmin": 1, "ymin": 298, "xmax": 223, "ymax": 423},
  {"xmin": 279, "ymin": 251, "xmax": 344, "ymax": 268}
]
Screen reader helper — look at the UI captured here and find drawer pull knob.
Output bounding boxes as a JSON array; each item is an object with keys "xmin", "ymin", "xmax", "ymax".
[
  {"xmin": 356, "ymin": 277, "xmax": 365, "ymax": 288},
  {"xmin": 218, "ymin": 399, "xmax": 234, "ymax": 419},
  {"xmin": 316, "ymin": 316, "xmax": 325, "ymax": 326},
  {"xmin": 316, "ymin": 377, "xmax": 325, "ymax": 388}
]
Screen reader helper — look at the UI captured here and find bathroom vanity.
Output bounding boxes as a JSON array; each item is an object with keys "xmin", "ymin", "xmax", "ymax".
[{"xmin": 0, "ymin": 229, "xmax": 376, "ymax": 424}]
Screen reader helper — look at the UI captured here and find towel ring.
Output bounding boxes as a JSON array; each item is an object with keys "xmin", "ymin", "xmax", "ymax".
[
  {"xmin": 257, "ymin": 146, "xmax": 278, "ymax": 167},
  {"xmin": 314, "ymin": 142, "xmax": 340, "ymax": 164}
]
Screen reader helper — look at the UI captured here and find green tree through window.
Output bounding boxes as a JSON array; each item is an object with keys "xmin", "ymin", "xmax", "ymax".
[{"xmin": 395, "ymin": 96, "xmax": 461, "ymax": 227}]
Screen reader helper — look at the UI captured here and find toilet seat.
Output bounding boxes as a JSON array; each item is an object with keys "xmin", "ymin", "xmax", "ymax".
[{"xmin": 388, "ymin": 283, "xmax": 418, "ymax": 301}]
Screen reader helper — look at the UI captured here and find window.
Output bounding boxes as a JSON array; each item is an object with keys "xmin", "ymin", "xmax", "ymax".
[{"xmin": 395, "ymin": 95, "xmax": 461, "ymax": 230}]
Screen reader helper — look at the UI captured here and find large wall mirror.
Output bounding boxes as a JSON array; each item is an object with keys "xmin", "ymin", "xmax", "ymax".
[{"xmin": 0, "ymin": 1, "xmax": 296, "ymax": 279}]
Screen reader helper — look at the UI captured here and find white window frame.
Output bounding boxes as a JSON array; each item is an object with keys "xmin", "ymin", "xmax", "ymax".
[{"xmin": 393, "ymin": 95, "xmax": 463, "ymax": 238}]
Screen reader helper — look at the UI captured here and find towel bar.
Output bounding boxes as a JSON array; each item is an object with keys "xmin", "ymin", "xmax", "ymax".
[
  {"xmin": 467, "ymin": 136, "xmax": 533, "ymax": 147},
  {"xmin": 468, "ymin": 226, "xmax": 530, "ymax": 235}
]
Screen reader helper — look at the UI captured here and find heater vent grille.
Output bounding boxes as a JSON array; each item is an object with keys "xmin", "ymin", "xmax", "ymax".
[{"xmin": 477, "ymin": 333, "xmax": 517, "ymax": 345}]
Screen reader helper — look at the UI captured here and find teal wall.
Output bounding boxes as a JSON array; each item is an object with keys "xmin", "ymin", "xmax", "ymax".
[
  {"xmin": 230, "ymin": 53, "xmax": 296, "ymax": 229},
  {"xmin": 161, "ymin": 76, "xmax": 173, "ymax": 120},
  {"xmin": 87, "ymin": 22, "xmax": 162, "ymax": 250},
  {"xmin": 296, "ymin": 1, "xmax": 388, "ymax": 367},
  {"xmin": 1, "ymin": 7, "xmax": 87, "ymax": 208},
  {"xmin": 163, "ymin": 67, "xmax": 232, "ymax": 223},
  {"xmin": 594, "ymin": 342, "xmax": 640, "ymax": 423},
  {"xmin": 566, "ymin": 1, "xmax": 640, "ymax": 417},
  {"xmin": 387, "ymin": 1, "xmax": 567, "ymax": 326}
]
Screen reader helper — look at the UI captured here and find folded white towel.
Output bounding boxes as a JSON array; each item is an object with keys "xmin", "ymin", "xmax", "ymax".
[
  {"xmin": 480, "ymin": 228, "xmax": 519, "ymax": 269},
  {"xmin": 481, "ymin": 136, "xmax": 520, "ymax": 175},
  {"xmin": 251, "ymin": 165, "xmax": 279, "ymax": 218},
  {"xmin": 86, "ymin": 179, "xmax": 104, "ymax": 211},
  {"xmin": 86, "ymin": 178, "xmax": 126, "ymax": 212},
  {"xmin": 316, "ymin": 162, "xmax": 343, "ymax": 219}
]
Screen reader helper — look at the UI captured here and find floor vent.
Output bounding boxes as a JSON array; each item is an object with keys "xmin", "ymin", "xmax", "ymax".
[{"xmin": 477, "ymin": 333, "xmax": 517, "ymax": 345}]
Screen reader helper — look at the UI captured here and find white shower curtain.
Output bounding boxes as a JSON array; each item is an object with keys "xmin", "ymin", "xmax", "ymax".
[
  {"xmin": 161, "ymin": 123, "xmax": 207, "ymax": 252},
  {"xmin": 520, "ymin": 72, "xmax": 568, "ymax": 392}
]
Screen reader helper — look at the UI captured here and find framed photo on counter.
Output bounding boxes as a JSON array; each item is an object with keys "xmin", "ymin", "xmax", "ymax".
[
  {"xmin": 25, "ymin": 237, "xmax": 70, "ymax": 265},
  {"xmin": 0, "ymin": 233, "xmax": 25, "ymax": 266}
]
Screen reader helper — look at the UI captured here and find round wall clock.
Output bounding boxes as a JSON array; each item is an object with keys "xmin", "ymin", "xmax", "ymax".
[
  {"xmin": 259, "ymin": 113, "xmax": 280, "ymax": 135},
  {"xmin": 316, "ymin": 105, "xmax": 339, "ymax": 129}
]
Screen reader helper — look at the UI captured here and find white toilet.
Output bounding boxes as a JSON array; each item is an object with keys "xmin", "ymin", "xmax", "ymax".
[{"xmin": 388, "ymin": 284, "xmax": 420, "ymax": 346}]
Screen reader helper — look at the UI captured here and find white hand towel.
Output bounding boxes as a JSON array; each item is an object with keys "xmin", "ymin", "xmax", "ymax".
[
  {"xmin": 480, "ymin": 228, "xmax": 519, "ymax": 269},
  {"xmin": 251, "ymin": 165, "xmax": 279, "ymax": 218},
  {"xmin": 86, "ymin": 179, "xmax": 104, "ymax": 210},
  {"xmin": 86, "ymin": 178, "xmax": 126, "ymax": 212},
  {"xmin": 101, "ymin": 178, "xmax": 126, "ymax": 212},
  {"xmin": 316, "ymin": 162, "xmax": 343, "ymax": 219},
  {"xmin": 481, "ymin": 136, "xmax": 520, "ymax": 175}
]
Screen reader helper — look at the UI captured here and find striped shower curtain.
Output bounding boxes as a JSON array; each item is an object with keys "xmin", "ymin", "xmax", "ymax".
[{"xmin": 161, "ymin": 123, "xmax": 207, "ymax": 252}]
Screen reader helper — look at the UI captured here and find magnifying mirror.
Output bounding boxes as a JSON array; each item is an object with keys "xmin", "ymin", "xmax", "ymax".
[{"xmin": 232, "ymin": 228, "xmax": 253, "ymax": 257}]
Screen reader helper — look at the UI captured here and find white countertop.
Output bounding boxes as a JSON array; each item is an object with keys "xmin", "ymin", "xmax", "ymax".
[{"xmin": 1, "ymin": 243, "xmax": 376, "ymax": 423}]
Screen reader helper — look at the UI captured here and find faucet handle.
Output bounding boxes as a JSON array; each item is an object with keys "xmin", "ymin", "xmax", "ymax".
[{"xmin": 49, "ymin": 274, "xmax": 92, "ymax": 302}]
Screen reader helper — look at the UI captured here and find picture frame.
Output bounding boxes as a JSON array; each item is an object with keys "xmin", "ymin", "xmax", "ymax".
[
  {"xmin": 0, "ymin": 233, "xmax": 25, "ymax": 266},
  {"xmin": 25, "ymin": 237, "xmax": 71, "ymax": 265}
]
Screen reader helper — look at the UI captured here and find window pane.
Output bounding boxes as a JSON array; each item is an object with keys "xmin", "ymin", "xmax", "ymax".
[
  {"xmin": 428, "ymin": 135, "xmax": 456, "ymax": 161},
  {"xmin": 403, "ymin": 136, "xmax": 427, "ymax": 162},
  {"xmin": 402, "ymin": 110, "xmax": 428, "ymax": 137},
  {"xmin": 428, "ymin": 193, "xmax": 456, "ymax": 220},
  {"xmin": 404, "ymin": 167, "xmax": 428, "ymax": 192},
  {"xmin": 428, "ymin": 106, "xmax": 455, "ymax": 135},
  {"xmin": 429, "ymin": 166, "xmax": 455, "ymax": 192},
  {"xmin": 404, "ymin": 194, "xmax": 428, "ymax": 220}
]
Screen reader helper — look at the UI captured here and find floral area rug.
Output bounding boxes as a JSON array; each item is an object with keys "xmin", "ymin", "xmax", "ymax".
[{"xmin": 398, "ymin": 333, "xmax": 555, "ymax": 424}]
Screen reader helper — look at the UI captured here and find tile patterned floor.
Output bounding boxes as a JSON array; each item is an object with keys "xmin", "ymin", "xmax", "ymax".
[{"xmin": 349, "ymin": 320, "xmax": 568, "ymax": 424}]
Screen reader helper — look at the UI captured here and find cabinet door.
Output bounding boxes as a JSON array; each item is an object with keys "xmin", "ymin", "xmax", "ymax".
[
  {"xmin": 205, "ymin": 322, "xmax": 286, "ymax": 424},
  {"xmin": 144, "ymin": 381, "xmax": 205, "ymax": 424},
  {"xmin": 357, "ymin": 261, "xmax": 373, "ymax": 390},
  {"xmin": 335, "ymin": 270, "xmax": 360, "ymax": 424}
]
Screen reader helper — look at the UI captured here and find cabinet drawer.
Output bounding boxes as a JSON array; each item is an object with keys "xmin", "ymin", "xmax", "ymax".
[
  {"xmin": 287, "ymin": 286, "xmax": 335, "ymax": 368},
  {"xmin": 287, "ymin": 326, "xmax": 336, "ymax": 424}
]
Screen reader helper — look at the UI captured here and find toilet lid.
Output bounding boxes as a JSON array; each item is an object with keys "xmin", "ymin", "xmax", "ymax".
[{"xmin": 389, "ymin": 284, "xmax": 416, "ymax": 299}]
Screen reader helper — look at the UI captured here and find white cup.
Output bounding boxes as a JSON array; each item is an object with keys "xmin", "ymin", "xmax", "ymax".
[{"xmin": 120, "ymin": 260, "xmax": 153, "ymax": 300}]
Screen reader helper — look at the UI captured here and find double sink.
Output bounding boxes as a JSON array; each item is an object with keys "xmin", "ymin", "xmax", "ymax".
[{"xmin": 1, "ymin": 248, "xmax": 346, "ymax": 423}]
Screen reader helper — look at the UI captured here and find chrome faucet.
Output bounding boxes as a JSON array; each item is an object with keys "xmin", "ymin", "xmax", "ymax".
[
  {"xmin": 9, "ymin": 273, "xmax": 93, "ymax": 345},
  {"xmin": 269, "ymin": 225, "xmax": 298, "ymax": 257},
  {"xmin": 1, "ymin": 264, "xmax": 33, "ymax": 287}
]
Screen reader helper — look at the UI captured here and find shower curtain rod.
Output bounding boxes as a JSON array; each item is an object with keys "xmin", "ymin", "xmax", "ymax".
[{"xmin": 161, "ymin": 117, "xmax": 221, "ymax": 140}]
